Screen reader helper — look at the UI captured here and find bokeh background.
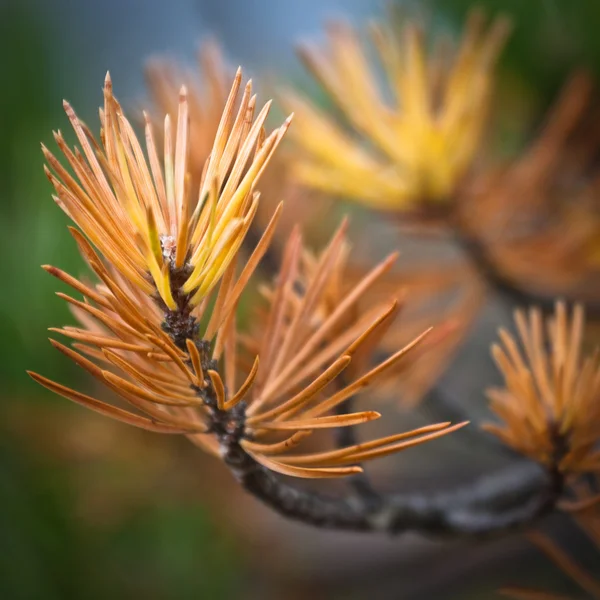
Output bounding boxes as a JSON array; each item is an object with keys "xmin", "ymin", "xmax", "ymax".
[{"xmin": 2, "ymin": 0, "xmax": 600, "ymax": 598}]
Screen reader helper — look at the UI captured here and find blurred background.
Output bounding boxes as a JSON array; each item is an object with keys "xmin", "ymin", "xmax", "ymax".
[{"xmin": 2, "ymin": 0, "xmax": 600, "ymax": 598}]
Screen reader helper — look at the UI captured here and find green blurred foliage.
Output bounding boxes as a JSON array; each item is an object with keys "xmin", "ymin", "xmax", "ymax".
[
  {"xmin": 0, "ymin": 1, "xmax": 84, "ymax": 395},
  {"xmin": 0, "ymin": 432, "xmax": 240, "ymax": 600},
  {"xmin": 433, "ymin": 0, "xmax": 600, "ymax": 104},
  {"xmin": 411, "ymin": 0, "xmax": 600, "ymax": 161},
  {"xmin": 0, "ymin": 3, "xmax": 242, "ymax": 598}
]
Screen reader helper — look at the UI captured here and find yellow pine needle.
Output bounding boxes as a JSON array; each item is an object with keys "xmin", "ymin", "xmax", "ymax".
[
  {"xmin": 212, "ymin": 99, "xmax": 272, "ymax": 220},
  {"xmin": 205, "ymin": 202, "xmax": 283, "ymax": 339},
  {"xmin": 210, "ymin": 258, "xmax": 239, "ymax": 358},
  {"xmin": 287, "ymin": 10, "xmax": 507, "ymax": 210},
  {"xmin": 185, "ymin": 177, "xmax": 219, "ymax": 291},
  {"xmin": 217, "ymin": 80, "xmax": 254, "ymax": 183}
]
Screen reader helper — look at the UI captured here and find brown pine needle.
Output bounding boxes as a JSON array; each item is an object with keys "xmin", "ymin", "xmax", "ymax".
[
  {"xmin": 185, "ymin": 339, "xmax": 205, "ymax": 387},
  {"xmin": 255, "ymin": 411, "xmax": 380, "ymax": 431},
  {"xmin": 42, "ymin": 265, "xmax": 111, "ymax": 308},
  {"xmin": 263, "ymin": 251, "xmax": 399, "ymax": 385},
  {"xmin": 100, "ymin": 371, "xmax": 194, "ymax": 407},
  {"xmin": 146, "ymin": 334, "xmax": 197, "ymax": 384},
  {"xmin": 281, "ymin": 422, "xmax": 453, "ymax": 465},
  {"xmin": 500, "ymin": 588, "xmax": 573, "ymax": 600},
  {"xmin": 248, "ymin": 355, "xmax": 351, "ymax": 423},
  {"xmin": 527, "ymin": 530, "xmax": 600, "ymax": 599},
  {"xmin": 28, "ymin": 371, "xmax": 194, "ymax": 434},
  {"xmin": 302, "ymin": 328, "xmax": 433, "ymax": 420},
  {"xmin": 241, "ymin": 431, "xmax": 312, "ymax": 456},
  {"xmin": 485, "ymin": 303, "xmax": 600, "ymax": 476},
  {"xmin": 102, "ymin": 349, "xmax": 196, "ymax": 398},
  {"xmin": 344, "ymin": 300, "xmax": 399, "ymax": 356},
  {"xmin": 338, "ymin": 421, "xmax": 469, "ymax": 464},
  {"xmin": 225, "ymin": 356, "xmax": 259, "ymax": 411},
  {"xmin": 49, "ymin": 327, "xmax": 152, "ymax": 353},
  {"xmin": 559, "ymin": 492, "xmax": 600, "ymax": 513},
  {"xmin": 244, "ymin": 449, "xmax": 364, "ymax": 479},
  {"xmin": 264, "ymin": 218, "xmax": 348, "ymax": 387},
  {"xmin": 208, "ymin": 370, "xmax": 226, "ymax": 410}
]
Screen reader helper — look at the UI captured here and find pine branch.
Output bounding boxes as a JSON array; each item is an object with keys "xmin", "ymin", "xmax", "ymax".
[
  {"xmin": 192, "ymin": 341, "xmax": 563, "ymax": 537},
  {"xmin": 224, "ymin": 435, "xmax": 562, "ymax": 537},
  {"xmin": 169, "ymin": 228, "xmax": 563, "ymax": 538}
]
